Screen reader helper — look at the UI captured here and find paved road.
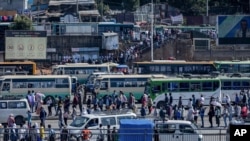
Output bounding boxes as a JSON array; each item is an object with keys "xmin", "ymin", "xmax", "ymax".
[{"xmin": 31, "ymin": 104, "xmax": 229, "ymax": 141}]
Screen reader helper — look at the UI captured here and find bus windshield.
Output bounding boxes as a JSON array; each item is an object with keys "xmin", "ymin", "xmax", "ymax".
[{"xmin": 144, "ymin": 82, "xmax": 151, "ymax": 95}]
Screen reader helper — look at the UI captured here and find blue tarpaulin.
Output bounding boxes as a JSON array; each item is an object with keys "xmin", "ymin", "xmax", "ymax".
[{"xmin": 119, "ymin": 119, "xmax": 154, "ymax": 141}]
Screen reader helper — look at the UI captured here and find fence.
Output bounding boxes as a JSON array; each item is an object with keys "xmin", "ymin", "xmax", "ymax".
[{"xmin": 0, "ymin": 128, "xmax": 228, "ymax": 141}]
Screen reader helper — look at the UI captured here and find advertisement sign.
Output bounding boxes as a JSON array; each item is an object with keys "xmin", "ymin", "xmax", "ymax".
[
  {"xmin": 217, "ymin": 15, "xmax": 250, "ymax": 45},
  {"xmin": 5, "ymin": 30, "xmax": 47, "ymax": 60}
]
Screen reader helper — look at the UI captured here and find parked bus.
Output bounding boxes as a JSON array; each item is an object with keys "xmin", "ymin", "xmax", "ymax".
[
  {"xmin": 214, "ymin": 60, "xmax": 250, "ymax": 74},
  {"xmin": 51, "ymin": 62, "xmax": 119, "ymax": 84},
  {"xmin": 133, "ymin": 60, "xmax": 216, "ymax": 75},
  {"xmin": 145, "ymin": 76, "xmax": 221, "ymax": 108},
  {"xmin": 219, "ymin": 75, "xmax": 250, "ymax": 102},
  {"xmin": 0, "ymin": 75, "xmax": 72, "ymax": 102},
  {"xmin": 0, "ymin": 61, "xmax": 36, "ymax": 75},
  {"xmin": 93, "ymin": 74, "xmax": 167, "ymax": 101}
]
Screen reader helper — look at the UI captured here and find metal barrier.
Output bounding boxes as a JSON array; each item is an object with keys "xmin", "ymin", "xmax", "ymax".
[{"xmin": 0, "ymin": 127, "xmax": 228, "ymax": 141}]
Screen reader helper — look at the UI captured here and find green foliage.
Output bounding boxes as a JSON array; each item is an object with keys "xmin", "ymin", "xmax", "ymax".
[
  {"xmin": 10, "ymin": 15, "xmax": 33, "ymax": 30},
  {"xmin": 97, "ymin": 2, "xmax": 110, "ymax": 16},
  {"xmin": 122, "ymin": 0, "xmax": 139, "ymax": 12}
]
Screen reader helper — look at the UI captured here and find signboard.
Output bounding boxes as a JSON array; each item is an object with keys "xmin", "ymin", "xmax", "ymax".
[
  {"xmin": 217, "ymin": 15, "xmax": 250, "ymax": 45},
  {"xmin": 5, "ymin": 30, "xmax": 47, "ymax": 60},
  {"xmin": 230, "ymin": 124, "xmax": 250, "ymax": 141}
]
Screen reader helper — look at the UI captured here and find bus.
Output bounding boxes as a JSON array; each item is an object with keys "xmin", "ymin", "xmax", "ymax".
[
  {"xmin": 219, "ymin": 75, "xmax": 250, "ymax": 102},
  {"xmin": 144, "ymin": 76, "xmax": 221, "ymax": 108},
  {"xmin": 93, "ymin": 74, "xmax": 167, "ymax": 101},
  {"xmin": 0, "ymin": 75, "xmax": 72, "ymax": 102},
  {"xmin": 133, "ymin": 60, "xmax": 217, "ymax": 75},
  {"xmin": 0, "ymin": 61, "xmax": 37, "ymax": 75},
  {"xmin": 214, "ymin": 60, "xmax": 250, "ymax": 74},
  {"xmin": 51, "ymin": 62, "xmax": 119, "ymax": 84}
]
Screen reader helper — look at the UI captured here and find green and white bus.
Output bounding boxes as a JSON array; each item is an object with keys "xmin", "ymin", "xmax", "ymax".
[
  {"xmin": 214, "ymin": 60, "xmax": 250, "ymax": 74},
  {"xmin": 93, "ymin": 74, "xmax": 167, "ymax": 101},
  {"xmin": 0, "ymin": 75, "xmax": 72, "ymax": 102},
  {"xmin": 51, "ymin": 62, "xmax": 119, "ymax": 84},
  {"xmin": 219, "ymin": 75, "xmax": 250, "ymax": 102},
  {"xmin": 145, "ymin": 76, "xmax": 221, "ymax": 108}
]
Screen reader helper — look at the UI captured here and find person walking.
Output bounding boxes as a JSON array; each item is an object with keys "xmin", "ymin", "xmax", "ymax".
[
  {"xmin": 208, "ymin": 105, "xmax": 215, "ymax": 128},
  {"xmin": 111, "ymin": 127, "xmax": 118, "ymax": 141},
  {"xmin": 107, "ymin": 125, "xmax": 112, "ymax": 141},
  {"xmin": 97, "ymin": 124, "xmax": 105, "ymax": 141},
  {"xmin": 39, "ymin": 107, "xmax": 47, "ymax": 127},
  {"xmin": 82, "ymin": 126, "xmax": 92, "ymax": 141},
  {"xmin": 222, "ymin": 104, "xmax": 229, "ymax": 128},
  {"xmin": 199, "ymin": 105, "xmax": 205, "ymax": 128},
  {"xmin": 63, "ymin": 111, "xmax": 70, "ymax": 126},
  {"xmin": 215, "ymin": 106, "xmax": 221, "ymax": 127},
  {"xmin": 40, "ymin": 123, "xmax": 45, "ymax": 141}
]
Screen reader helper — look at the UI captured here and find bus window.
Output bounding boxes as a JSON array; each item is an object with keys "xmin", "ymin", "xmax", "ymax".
[
  {"xmin": 222, "ymin": 81, "xmax": 231, "ymax": 90},
  {"xmin": 168, "ymin": 82, "xmax": 178, "ymax": 92},
  {"xmin": 2, "ymin": 83, "xmax": 10, "ymax": 91},
  {"xmin": 179, "ymin": 82, "xmax": 189, "ymax": 91},
  {"xmin": 152, "ymin": 85, "xmax": 161, "ymax": 94},
  {"xmin": 232, "ymin": 81, "xmax": 241, "ymax": 90},
  {"xmin": 100, "ymin": 82, "xmax": 108, "ymax": 90},
  {"xmin": 202, "ymin": 82, "xmax": 212, "ymax": 91},
  {"xmin": 213, "ymin": 81, "xmax": 220, "ymax": 90}
]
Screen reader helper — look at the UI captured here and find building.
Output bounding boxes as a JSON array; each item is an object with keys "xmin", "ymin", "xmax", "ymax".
[
  {"xmin": 46, "ymin": 0, "xmax": 100, "ymax": 23},
  {"xmin": 0, "ymin": 0, "xmax": 28, "ymax": 11}
]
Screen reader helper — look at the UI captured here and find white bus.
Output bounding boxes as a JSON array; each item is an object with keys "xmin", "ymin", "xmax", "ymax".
[
  {"xmin": 0, "ymin": 75, "xmax": 72, "ymax": 102},
  {"xmin": 52, "ymin": 62, "xmax": 119, "ymax": 84},
  {"xmin": 93, "ymin": 74, "xmax": 167, "ymax": 101},
  {"xmin": 145, "ymin": 76, "xmax": 221, "ymax": 108}
]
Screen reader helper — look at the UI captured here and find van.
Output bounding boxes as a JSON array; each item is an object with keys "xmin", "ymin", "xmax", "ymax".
[
  {"xmin": 0, "ymin": 98, "xmax": 30, "ymax": 125},
  {"xmin": 155, "ymin": 120, "xmax": 203, "ymax": 141},
  {"xmin": 68, "ymin": 110, "xmax": 136, "ymax": 140}
]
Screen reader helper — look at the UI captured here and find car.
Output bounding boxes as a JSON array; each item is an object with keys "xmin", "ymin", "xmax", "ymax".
[{"xmin": 155, "ymin": 119, "xmax": 203, "ymax": 141}]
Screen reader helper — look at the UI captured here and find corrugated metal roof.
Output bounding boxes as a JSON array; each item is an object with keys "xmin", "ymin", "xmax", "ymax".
[
  {"xmin": 78, "ymin": 10, "xmax": 99, "ymax": 16},
  {"xmin": 49, "ymin": 0, "xmax": 95, "ymax": 6}
]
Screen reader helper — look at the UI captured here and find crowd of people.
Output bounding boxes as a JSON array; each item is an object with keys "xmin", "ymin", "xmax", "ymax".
[{"xmin": 3, "ymin": 87, "xmax": 250, "ymax": 141}]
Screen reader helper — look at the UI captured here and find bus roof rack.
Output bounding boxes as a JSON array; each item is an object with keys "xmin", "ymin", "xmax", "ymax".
[{"xmin": 179, "ymin": 73, "xmax": 218, "ymax": 79}]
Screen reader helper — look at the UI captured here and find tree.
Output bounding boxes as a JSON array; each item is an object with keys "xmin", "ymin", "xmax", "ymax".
[
  {"xmin": 97, "ymin": 2, "xmax": 110, "ymax": 16},
  {"xmin": 122, "ymin": 0, "xmax": 139, "ymax": 12},
  {"xmin": 10, "ymin": 15, "xmax": 33, "ymax": 30}
]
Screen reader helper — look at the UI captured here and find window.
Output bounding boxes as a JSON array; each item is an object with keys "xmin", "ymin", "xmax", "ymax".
[
  {"xmin": 232, "ymin": 81, "xmax": 241, "ymax": 90},
  {"xmin": 179, "ymin": 82, "xmax": 189, "ymax": 91},
  {"xmin": 87, "ymin": 118, "xmax": 99, "ymax": 127},
  {"xmin": 101, "ymin": 117, "xmax": 116, "ymax": 126},
  {"xmin": 0, "ymin": 102, "xmax": 7, "ymax": 109},
  {"xmin": 100, "ymin": 82, "xmax": 108, "ymax": 90},
  {"xmin": 179, "ymin": 124, "xmax": 194, "ymax": 133},
  {"xmin": 8, "ymin": 101, "xmax": 26, "ymax": 109},
  {"xmin": 202, "ymin": 82, "xmax": 212, "ymax": 91},
  {"xmin": 157, "ymin": 124, "xmax": 176, "ymax": 133},
  {"xmin": 2, "ymin": 83, "xmax": 10, "ymax": 91},
  {"xmin": 222, "ymin": 81, "xmax": 231, "ymax": 90},
  {"xmin": 152, "ymin": 85, "xmax": 161, "ymax": 94},
  {"xmin": 168, "ymin": 82, "xmax": 178, "ymax": 92}
]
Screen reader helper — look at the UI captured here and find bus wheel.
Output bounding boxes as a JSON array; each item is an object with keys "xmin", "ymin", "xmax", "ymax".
[
  {"xmin": 15, "ymin": 116, "xmax": 24, "ymax": 125},
  {"xmin": 156, "ymin": 101, "xmax": 165, "ymax": 109}
]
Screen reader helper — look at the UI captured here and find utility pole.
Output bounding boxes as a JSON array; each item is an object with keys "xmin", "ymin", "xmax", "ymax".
[
  {"xmin": 77, "ymin": 0, "xmax": 81, "ymax": 22},
  {"xmin": 151, "ymin": 0, "xmax": 154, "ymax": 61},
  {"xmin": 206, "ymin": 0, "xmax": 208, "ymax": 16}
]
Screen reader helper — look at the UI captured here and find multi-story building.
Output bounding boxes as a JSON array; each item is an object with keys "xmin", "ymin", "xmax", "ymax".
[{"xmin": 0, "ymin": 0, "xmax": 28, "ymax": 11}]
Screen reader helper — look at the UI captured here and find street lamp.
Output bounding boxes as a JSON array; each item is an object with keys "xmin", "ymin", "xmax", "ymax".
[
  {"xmin": 150, "ymin": 0, "xmax": 154, "ymax": 61},
  {"xmin": 206, "ymin": 0, "xmax": 208, "ymax": 16}
]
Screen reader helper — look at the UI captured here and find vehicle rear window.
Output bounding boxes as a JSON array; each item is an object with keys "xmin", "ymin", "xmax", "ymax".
[{"xmin": 157, "ymin": 124, "xmax": 176, "ymax": 133}]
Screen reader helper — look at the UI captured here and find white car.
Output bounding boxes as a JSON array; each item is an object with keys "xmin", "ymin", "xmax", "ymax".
[{"xmin": 155, "ymin": 120, "xmax": 203, "ymax": 141}]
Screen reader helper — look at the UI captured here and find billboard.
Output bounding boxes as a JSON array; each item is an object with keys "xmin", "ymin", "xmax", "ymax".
[
  {"xmin": 5, "ymin": 30, "xmax": 47, "ymax": 60},
  {"xmin": 217, "ymin": 15, "xmax": 250, "ymax": 45}
]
